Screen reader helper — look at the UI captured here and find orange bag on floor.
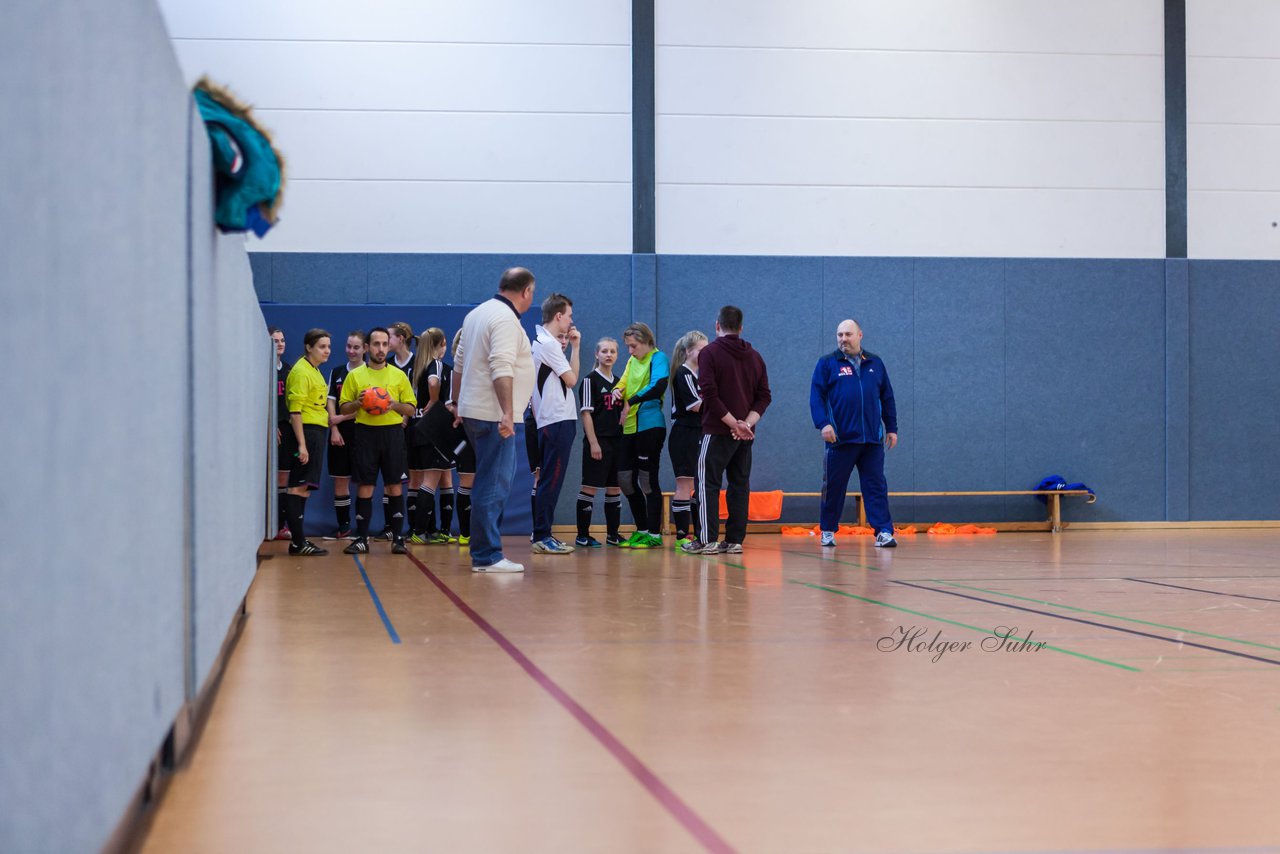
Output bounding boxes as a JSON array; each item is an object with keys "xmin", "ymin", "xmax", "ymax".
[
  {"xmin": 780, "ymin": 526, "xmax": 812, "ymax": 536},
  {"xmin": 927, "ymin": 523, "xmax": 958, "ymax": 535},
  {"xmin": 717, "ymin": 490, "xmax": 784, "ymax": 521},
  {"xmin": 893, "ymin": 525, "xmax": 917, "ymax": 537},
  {"xmin": 954, "ymin": 524, "xmax": 997, "ymax": 535}
]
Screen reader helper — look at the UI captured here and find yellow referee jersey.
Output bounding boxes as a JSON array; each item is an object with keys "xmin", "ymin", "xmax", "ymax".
[
  {"xmin": 339, "ymin": 364, "xmax": 416, "ymax": 426},
  {"xmin": 285, "ymin": 358, "xmax": 330, "ymax": 427}
]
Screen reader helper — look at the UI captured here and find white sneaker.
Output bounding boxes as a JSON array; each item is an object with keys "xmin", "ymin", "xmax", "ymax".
[
  {"xmin": 820, "ymin": 531, "xmax": 836, "ymax": 547},
  {"xmin": 473, "ymin": 558, "xmax": 525, "ymax": 573},
  {"xmin": 874, "ymin": 531, "xmax": 897, "ymax": 548}
]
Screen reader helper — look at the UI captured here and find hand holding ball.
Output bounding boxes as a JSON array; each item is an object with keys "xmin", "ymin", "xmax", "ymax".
[{"xmin": 359, "ymin": 387, "xmax": 392, "ymax": 416}]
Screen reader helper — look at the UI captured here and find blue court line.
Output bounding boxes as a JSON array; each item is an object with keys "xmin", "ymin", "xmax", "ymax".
[{"xmin": 352, "ymin": 555, "xmax": 401, "ymax": 644}]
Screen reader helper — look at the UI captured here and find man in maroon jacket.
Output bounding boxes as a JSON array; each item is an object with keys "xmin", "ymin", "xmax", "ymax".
[{"xmin": 683, "ymin": 305, "xmax": 772, "ymax": 555}]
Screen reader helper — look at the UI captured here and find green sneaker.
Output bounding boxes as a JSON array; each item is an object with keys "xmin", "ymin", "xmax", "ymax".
[
  {"xmin": 642, "ymin": 533, "xmax": 663, "ymax": 548},
  {"xmin": 619, "ymin": 531, "xmax": 643, "ymax": 549},
  {"xmin": 458, "ymin": 535, "xmax": 470, "ymax": 546},
  {"xmin": 407, "ymin": 532, "xmax": 428, "ymax": 545},
  {"xmin": 427, "ymin": 532, "xmax": 451, "ymax": 545},
  {"xmin": 675, "ymin": 537, "xmax": 691, "ymax": 549}
]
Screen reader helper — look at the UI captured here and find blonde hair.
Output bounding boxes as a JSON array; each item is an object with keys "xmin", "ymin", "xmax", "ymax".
[
  {"xmin": 411, "ymin": 328, "xmax": 446, "ymax": 384},
  {"xmin": 594, "ymin": 336, "xmax": 618, "ymax": 371},
  {"xmin": 389, "ymin": 321, "xmax": 414, "ymax": 346},
  {"xmin": 622, "ymin": 322, "xmax": 656, "ymax": 348},
  {"xmin": 672, "ymin": 330, "xmax": 708, "ymax": 373}
]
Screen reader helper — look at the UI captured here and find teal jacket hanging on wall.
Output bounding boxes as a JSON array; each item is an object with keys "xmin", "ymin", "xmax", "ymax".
[{"xmin": 193, "ymin": 77, "xmax": 285, "ymax": 237}]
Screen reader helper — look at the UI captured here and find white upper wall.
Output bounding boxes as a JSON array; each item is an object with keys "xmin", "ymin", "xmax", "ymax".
[
  {"xmin": 656, "ymin": 0, "xmax": 1166, "ymax": 257},
  {"xmin": 1187, "ymin": 0, "xmax": 1280, "ymax": 259},
  {"xmin": 159, "ymin": 0, "xmax": 632, "ymax": 253}
]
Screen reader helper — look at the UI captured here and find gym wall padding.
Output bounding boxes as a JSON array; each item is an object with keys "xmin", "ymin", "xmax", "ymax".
[
  {"xmin": 250, "ymin": 251, "xmax": 1280, "ymax": 526},
  {"xmin": 189, "ymin": 110, "xmax": 271, "ymax": 686},
  {"xmin": 1, "ymin": 2, "xmax": 266, "ymax": 850}
]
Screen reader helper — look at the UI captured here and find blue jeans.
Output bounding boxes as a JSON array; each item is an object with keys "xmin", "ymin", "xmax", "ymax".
[
  {"xmin": 533, "ymin": 419, "xmax": 577, "ymax": 541},
  {"xmin": 821, "ymin": 442, "xmax": 892, "ymax": 535},
  {"xmin": 463, "ymin": 417, "xmax": 517, "ymax": 566}
]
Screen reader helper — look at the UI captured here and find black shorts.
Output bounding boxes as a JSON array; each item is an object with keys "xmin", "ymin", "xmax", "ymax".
[
  {"xmin": 410, "ymin": 443, "xmax": 452, "ymax": 471},
  {"xmin": 287, "ymin": 424, "xmax": 327, "ymax": 489},
  {"xmin": 277, "ymin": 423, "xmax": 294, "ymax": 472},
  {"xmin": 581, "ymin": 434, "xmax": 620, "ymax": 488},
  {"xmin": 327, "ymin": 420, "xmax": 356, "ymax": 478},
  {"xmin": 455, "ymin": 441, "xmax": 476, "ymax": 475},
  {"xmin": 524, "ymin": 415, "xmax": 541, "ymax": 473},
  {"xmin": 668, "ymin": 423, "xmax": 702, "ymax": 479},
  {"xmin": 620, "ymin": 427, "xmax": 666, "ymax": 475},
  {"xmin": 352, "ymin": 423, "xmax": 409, "ymax": 487}
]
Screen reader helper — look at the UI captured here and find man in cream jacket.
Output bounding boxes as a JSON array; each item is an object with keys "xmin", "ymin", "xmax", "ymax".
[{"xmin": 451, "ymin": 267, "xmax": 537, "ymax": 572}]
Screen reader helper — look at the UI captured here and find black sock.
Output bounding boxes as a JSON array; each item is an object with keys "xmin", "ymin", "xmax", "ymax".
[
  {"xmin": 624, "ymin": 490, "xmax": 647, "ymax": 535},
  {"xmin": 605, "ymin": 494, "xmax": 622, "ymax": 539},
  {"xmin": 356, "ymin": 496, "xmax": 373, "ymax": 538},
  {"xmin": 407, "ymin": 488, "xmax": 417, "ymax": 520},
  {"xmin": 388, "ymin": 493, "xmax": 406, "ymax": 539},
  {"xmin": 439, "ymin": 487, "xmax": 455, "ymax": 535},
  {"xmin": 285, "ymin": 493, "xmax": 305, "ymax": 545},
  {"xmin": 457, "ymin": 486, "xmax": 471, "ymax": 537},
  {"xmin": 690, "ymin": 500, "xmax": 702, "ymax": 541},
  {"xmin": 672, "ymin": 499, "xmax": 691, "ymax": 540},
  {"xmin": 415, "ymin": 487, "xmax": 436, "ymax": 535},
  {"xmin": 381, "ymin": 495, "xmax": 391, "ymax": 532},
  {"xmin": 278, "ymin": 487, "xmax": 289, "ymax": 529},
  {"xmin": 576, "ymin": 491, "xmax": 594, "ymax": 539},
  {"xmin": 334, "ymin": 494, "xmax": 351, "ymax": 531}
]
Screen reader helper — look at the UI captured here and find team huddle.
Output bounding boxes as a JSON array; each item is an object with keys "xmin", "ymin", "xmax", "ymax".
[{"xmin": 272, "ymin": 267, "xmax": 901, "ymax": 570}]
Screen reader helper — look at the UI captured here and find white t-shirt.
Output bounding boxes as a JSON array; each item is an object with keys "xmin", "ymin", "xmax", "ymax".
[{"xmin": 531, "ymin": 326, "xmax": 577, "ymax": 428}]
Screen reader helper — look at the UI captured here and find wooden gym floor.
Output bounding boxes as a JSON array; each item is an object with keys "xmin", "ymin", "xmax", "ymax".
[{"xmin": 139, "ymin": 530, "xmax": 1280, "ymax": 854}]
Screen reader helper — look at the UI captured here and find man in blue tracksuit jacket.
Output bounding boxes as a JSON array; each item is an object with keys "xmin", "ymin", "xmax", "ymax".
[{"xmin": 809, "ymin": 319, "xmax": 899, "ymax": 547}]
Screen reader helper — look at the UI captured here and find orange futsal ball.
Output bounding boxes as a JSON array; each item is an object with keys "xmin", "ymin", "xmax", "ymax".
[{"xmin": 359, "ymin": 387, "xmax": 392, "ymax": 416}]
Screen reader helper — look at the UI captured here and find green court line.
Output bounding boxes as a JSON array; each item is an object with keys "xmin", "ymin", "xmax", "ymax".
[
  {"xmin": 790, "ymin": 580, "xmax": 1140, "ymax": 672},
  {"xmin": 778, "ymin": 548, "xmax": 882, "ymax": 572},
  {"xmin": 934, "ymin": 580, "xmax": 1280, "ymax": 654}
]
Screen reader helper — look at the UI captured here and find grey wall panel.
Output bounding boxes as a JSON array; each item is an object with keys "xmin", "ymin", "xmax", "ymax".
[
  {"xmin": 271, "ymin": 252, "xmax": 369, "ymax": 303},
  {"xmin": 249, "ymin": 252, "xmax": 273, "ymax": 301},
  {"xmin": 1004, "ymin": 259, "xmax": 1167, "ymax": 521},
  {"xmin": 912, "ymin": 259, "xmax": 1007, "ymax": 522},
  {"xmin": 190, "ymin": 109, "xmax": 266, "ymax": 685},
  {"xmin": 0, "ymin": 1, "xmax": 192, "ymax": 850},
  {"xmin": 369, "ymin": 253, "xmax": 464, "ymax": 305},
  {"xmin": 1188, "ymin": 261, "xmax": 1280, "ymax": 519}
]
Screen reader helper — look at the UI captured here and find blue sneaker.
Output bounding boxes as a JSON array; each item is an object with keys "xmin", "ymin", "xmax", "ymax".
[
  {"xmin": 575, "ymin": 535, "xmax": 603, "ymax": 548},
  {"xmin": 531, "ymin": 537, "xmax": 575, "ymax": 555}
]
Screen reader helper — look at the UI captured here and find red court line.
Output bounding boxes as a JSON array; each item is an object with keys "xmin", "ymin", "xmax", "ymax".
[{"xmin": 405, "ymin": 552, "xmax": 735, "ymax": 854}]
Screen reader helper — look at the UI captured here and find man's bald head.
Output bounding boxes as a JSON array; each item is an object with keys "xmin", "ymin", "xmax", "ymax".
[{"xmin": 836, "ymin": 319, "xmax": 863, "ymax": 355}]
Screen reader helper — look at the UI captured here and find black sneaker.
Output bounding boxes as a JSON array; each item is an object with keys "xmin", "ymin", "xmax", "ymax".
[
  {"xmin": 343, "ymin": 538, "xmax": 369, "ymax": 554},
  {"xmin": 373, "ymin": 527, "xmax": 394, "ymax": 541},
  {"xmin": 289, "ymin": 540, "xmax": 328, "ymax": 556},
  {"xmin": 391, "ymin": 538, "xmax": 408, "ymax": 555},
  {"xmin": 605, "ymin": 534, "xmax": 624, "ymax": 547}
]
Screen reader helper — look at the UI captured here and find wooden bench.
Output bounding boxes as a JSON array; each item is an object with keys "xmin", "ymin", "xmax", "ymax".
[{"xmin": 659, "ymin": 489, "xmax": 1096, "ymax": 534}]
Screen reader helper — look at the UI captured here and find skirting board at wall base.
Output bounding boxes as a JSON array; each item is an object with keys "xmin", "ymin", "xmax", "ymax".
[{"xmin": 102, "ymin": 590, "xmax": 251, "ymax": 854}]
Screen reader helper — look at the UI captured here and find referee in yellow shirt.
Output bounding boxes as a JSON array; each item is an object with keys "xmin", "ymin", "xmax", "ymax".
[
  {"xmin": 284, "ymin": 329, "xmax": 333, "ymax": 556},
  {"xmin": 338, "ymin": 326, "xmax": 418, "ymax": 554}
]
